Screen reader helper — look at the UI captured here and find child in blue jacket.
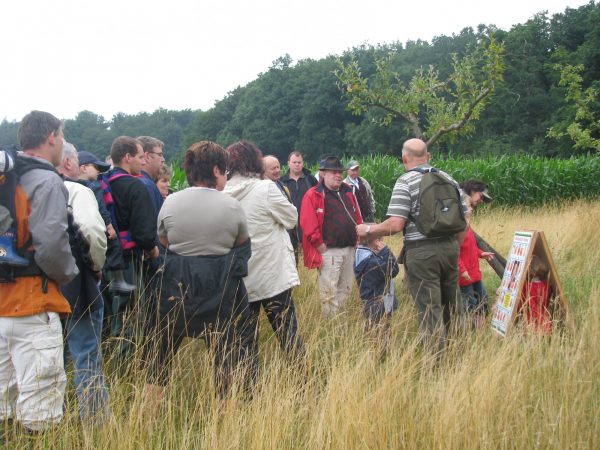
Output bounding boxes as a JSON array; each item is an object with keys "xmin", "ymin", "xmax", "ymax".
[{"xmin": 354, "ymin": 233, "xmax": 399, "ymax": 331}]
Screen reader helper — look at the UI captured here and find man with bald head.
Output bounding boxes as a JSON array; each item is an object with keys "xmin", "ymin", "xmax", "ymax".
[
  {"xmin": 264, "ymin": 155, "xmax": 299, "ymax": 261},
  {"xmin": 356, "ymin": 138, "xmax": 466, "ymax": 355},
  {"xmin": 263, "ymin": 155, "xmax": 292, "ymax": 202}
]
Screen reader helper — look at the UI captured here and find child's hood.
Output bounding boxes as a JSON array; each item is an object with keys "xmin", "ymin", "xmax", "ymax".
[{"xmin": 354, "ymin": 245, "xmax": 391, "ymax": 276}]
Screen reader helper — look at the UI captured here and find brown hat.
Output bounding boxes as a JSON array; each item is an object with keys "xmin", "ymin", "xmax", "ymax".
[{"xmin": 319, "ymin": 156, "xmax": 345, "ymax": 171}]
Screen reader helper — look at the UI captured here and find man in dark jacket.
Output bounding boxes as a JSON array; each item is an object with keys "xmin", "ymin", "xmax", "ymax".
[
  {"xmin": 78, "ymin": 150, "xmax": 134, "ymax": 293},
  {"xmin": 103, "ymin": 136, "xmax": 159, "ymax": 362},
  {"xmin": 280, "ymin": 151, "xmax": 318, "ymax": 255}
]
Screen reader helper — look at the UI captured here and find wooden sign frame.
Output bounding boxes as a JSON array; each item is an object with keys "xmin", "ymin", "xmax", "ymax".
[{"xmin": 491, "ymin": 230, "xmax": 571, "ymax": 337}]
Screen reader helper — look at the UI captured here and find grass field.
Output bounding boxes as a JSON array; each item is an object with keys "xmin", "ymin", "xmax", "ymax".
[{"xmin": 3, "ymin": 200, "xmax": 599, "ymax": 449}]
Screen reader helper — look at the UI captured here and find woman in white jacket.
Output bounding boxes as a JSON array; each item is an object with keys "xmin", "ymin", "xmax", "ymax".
[{"xmin": 223, "ymin": 140, "xmax": 303, "ymax": 355}]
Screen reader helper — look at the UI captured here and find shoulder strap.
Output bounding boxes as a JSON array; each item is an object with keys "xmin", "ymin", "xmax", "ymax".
[
  {"xmin": 108, "ymin": 172, "xmax": 134, "ymax": 183},
  {"xmin": 408, "ymin": 167, "xmax": 438, "ymax": 175},
  {"xmin": 101, "ymin": 171, "xmax": 139, "ymax": 252}
]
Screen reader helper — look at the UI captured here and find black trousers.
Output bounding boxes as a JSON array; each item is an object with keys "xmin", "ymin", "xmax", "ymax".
[
  {"xmin": 248, "ymin": 288, "xmax": 303, "ymax": 355},
  {"xmin": 146, "ymin": 287, "xmax": 258, "ymax": 397}
]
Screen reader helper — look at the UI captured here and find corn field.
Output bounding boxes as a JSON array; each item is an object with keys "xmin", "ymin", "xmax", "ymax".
[{"xmin": 170, "ymin": 153, "xmax": 600, "ymax": 220}]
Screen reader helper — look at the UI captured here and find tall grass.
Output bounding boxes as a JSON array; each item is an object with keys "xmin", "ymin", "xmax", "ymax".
[{"xmin": 3, "ymin": 200, "xmax": 598, "ymax": 448}]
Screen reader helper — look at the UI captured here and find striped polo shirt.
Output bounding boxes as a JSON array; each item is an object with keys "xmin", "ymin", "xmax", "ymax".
[{"xmin": 386, "ymin": 164, "xmax": 466, "ymax": 241}]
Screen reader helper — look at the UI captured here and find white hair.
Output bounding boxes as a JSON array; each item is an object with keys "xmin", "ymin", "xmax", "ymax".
[{"xmin": 62, "ymin": 141, "xmax": 78, "ymax": 163}]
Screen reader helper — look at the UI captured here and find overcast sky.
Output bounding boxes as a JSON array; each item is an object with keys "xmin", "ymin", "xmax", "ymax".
[{"xmin": 0, "ymin": 0, "xmax": 589, "ymax": 122}]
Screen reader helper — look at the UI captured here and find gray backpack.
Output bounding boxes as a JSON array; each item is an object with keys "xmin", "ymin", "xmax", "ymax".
[{"xmin": 410, "ymin": 168, "xmax": 466, "ymax": 237}]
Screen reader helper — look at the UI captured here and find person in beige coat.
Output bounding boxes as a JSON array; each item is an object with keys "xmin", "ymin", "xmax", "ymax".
[{"xmin": 223, "ymin": 141, "xmax": 303, "ymax": 355}]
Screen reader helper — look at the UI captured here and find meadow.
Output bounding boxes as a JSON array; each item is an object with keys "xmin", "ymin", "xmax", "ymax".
[{"xmin": 3, "ymin": 196, "xmax": 599, "ymax": 449}]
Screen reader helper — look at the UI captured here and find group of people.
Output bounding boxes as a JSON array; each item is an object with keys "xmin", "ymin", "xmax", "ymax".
[{"xmin": 3, "ymin": 110, "xmax": 550, "ymax": 435}]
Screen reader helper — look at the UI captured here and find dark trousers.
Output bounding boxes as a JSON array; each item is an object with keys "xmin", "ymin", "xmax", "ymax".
[
  {"xmin": 103, "ymin": 253, "xmax": 158, "ymax": 365},
  {"xmin": 146, "ymin": 290, "xmax": 258, "ymax": 397},
  {"xmin": 460, "ymin": 280, "xmax": 489, "ymax": 316},
  {"xmin": 404, "ymin": 237, "xmax": 463, "ymax": 355},
  {"xmin": 248, "ymin": 289, "xmax": 303, "ymax": 356}
]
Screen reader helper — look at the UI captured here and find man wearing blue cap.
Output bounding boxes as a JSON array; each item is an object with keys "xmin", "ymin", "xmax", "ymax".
[{"xmin": 78, "ymin": 151, "xmax": 136, "ymax": 294}]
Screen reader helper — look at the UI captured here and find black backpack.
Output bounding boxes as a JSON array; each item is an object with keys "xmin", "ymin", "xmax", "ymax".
[{"xmin": 410, "ymin": 167, "xmax": 467, "ymax": 238}]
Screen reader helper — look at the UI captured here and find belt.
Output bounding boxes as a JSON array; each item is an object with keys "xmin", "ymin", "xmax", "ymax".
[{"xmin": 403, "ymin": 236, "xmax": 457, "ymax": 250}]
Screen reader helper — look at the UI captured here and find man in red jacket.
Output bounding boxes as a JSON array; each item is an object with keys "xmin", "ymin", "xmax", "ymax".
[
  {"xmin": 459, "ymin": 179, "xmax": 494, "ymax": 328},
  {"xmin": 300, "ymin": 156, "xmax": 362, "ymax": 316}
]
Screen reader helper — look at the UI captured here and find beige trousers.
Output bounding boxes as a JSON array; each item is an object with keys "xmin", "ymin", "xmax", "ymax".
[
  {"xmin": 0, "ymin": 312, "xmax": 67, "ymax": 431},
  {"xmin": 318, "ymin": 246, "xmax": 355, "ymax": 316}
]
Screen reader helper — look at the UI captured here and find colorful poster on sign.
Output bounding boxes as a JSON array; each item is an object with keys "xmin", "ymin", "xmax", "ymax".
[{"xmin": 491, "ymin": 231, "xmax": 534, "ymax": 336}]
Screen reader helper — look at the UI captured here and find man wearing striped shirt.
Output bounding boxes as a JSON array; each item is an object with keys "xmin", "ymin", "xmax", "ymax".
[{"xmin": 356, "ymin": 138, "xmax": 466, "ymax": 355}]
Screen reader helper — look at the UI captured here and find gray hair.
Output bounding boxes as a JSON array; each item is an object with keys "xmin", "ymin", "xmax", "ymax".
[
  {"xmin": 62, "ymin": 141, "xmax": 78, "ymax": 163},
  {"xmin": 137, "ymin": 136, "xmax": 164, "ymax": 153}
]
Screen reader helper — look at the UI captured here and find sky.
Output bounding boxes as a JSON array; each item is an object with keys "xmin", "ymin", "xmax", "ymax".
[{"xmin": 0, "ymin": 0, "xmax": 590, "ymax": 122}]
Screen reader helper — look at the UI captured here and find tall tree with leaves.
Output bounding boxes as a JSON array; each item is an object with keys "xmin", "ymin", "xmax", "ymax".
[
  {"xmin": 335, "ymin": 35, "xmax": 505, "ymax": 148},
  {"xmin": 548, "ymin": 64, "xmax": 600, "ymax": 152}
]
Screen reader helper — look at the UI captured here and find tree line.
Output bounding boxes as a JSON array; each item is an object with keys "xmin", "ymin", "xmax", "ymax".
[{"xmin": 1, "ymin": 2, "xmax": 598, "ymax": 163}]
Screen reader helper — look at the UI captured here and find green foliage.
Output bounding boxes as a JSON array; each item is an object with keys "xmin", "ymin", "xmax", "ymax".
[
  {"xmin": 337, "ymin": 153, "xmax": 600, "ymax": 220},
  {"xmin": 170, "ymin": 153, "xmax": 600, "ymax": 222},
  {"xmin": 547, "ymin": 64, "xmax": 600, "ymax": 152},
  {"xmin": 0, "ymin": 119, "xmax": 18, "ymax": 147},
  {"xmin": 437, "ymin": 153, "xmax": 600, "ymax": 205},
  {"xmin": 169, "ymin": 160, "xmax": 188, "ymax": 192},
  {"xmin": 1, "ymin": 3, "xmax": 599, "ymax": 159},
  {"xmin": 335, "ymin": 35, "xmax": 505, "ymax": 147}
]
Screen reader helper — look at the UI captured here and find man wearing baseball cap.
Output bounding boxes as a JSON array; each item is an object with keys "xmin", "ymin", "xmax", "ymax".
[
  {"xmin": 300, "ymin": 156, "xmax": 363, "ymax": 316},
  {"xmin": 78, "ymin": 150, "xmax": 115, "ymax": 240},
  {"xmin": 344, "ymin": 160, "xmax": 376, "ymax": 222},
  {"xmin": 77, "ymin": 150, "xmax": 136, "ymax": 296}
]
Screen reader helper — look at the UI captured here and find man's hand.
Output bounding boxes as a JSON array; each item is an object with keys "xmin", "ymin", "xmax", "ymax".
[
  {"xmin": 106, "ymin": 223, "xmax": 117, "ymax": 240},
  {"xmin": 316, "ymin": 243, "xmax": 327, "ymax": 254},
  {"xmin": 461, "ymin": 271, "xmax": 472, "ymax": 281},
  {"xmin": 356, "ymin": 217, "xmax": 406, "ymax": 239},
  {"xmin": 356, "ymin": 224, "xmax": 369, "ymax": 238},
  {"xmin": 480, "ymin": 251, "xmax": 495, "ymax": 261}
]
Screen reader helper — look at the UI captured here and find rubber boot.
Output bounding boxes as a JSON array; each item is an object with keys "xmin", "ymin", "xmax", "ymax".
[
  {"xmin": 107, "ymin": 269, "xmax": 137, "ymax": 294},
  {"xmin": 0, "ymin": 228, "xmax": 29, "ymax": 267}
]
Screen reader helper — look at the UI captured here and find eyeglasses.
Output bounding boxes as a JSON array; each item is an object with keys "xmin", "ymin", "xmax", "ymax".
[{"xmin": 149, "ymin": 152, "xmax": 164, "ymax": 158}]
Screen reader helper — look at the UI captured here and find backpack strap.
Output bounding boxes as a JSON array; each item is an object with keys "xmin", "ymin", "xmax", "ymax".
[
  {"xmin": 1, "ymin": 156, "xmax": 56, "ymax": 284},
  {"xmin": 408, "ymin": 167, "xmax": 438, "ymax": 175},
  {"xmin": 101, "ymin": 172, "xmax": 138, "ymax": 252}
]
